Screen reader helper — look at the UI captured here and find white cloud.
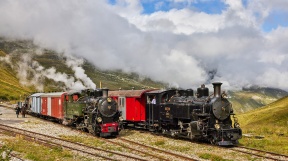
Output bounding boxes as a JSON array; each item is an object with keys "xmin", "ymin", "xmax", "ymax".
[{"xmin": 0, "ymin": 0, "xmax": 288, "ymax": 91}]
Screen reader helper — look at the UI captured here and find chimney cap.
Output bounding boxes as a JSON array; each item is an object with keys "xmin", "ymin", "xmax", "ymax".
[{"xmin": 212, "ymin": 82, "xmax": 223, "ymax": 86}]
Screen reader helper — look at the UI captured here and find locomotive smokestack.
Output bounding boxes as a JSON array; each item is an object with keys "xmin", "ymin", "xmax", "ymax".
[
  {"xmin": 102, "ymin": 88, "xmax": 109, "ymax": 98},
  {"xmin": 212, "ymin": 82, "xmax": 222, "ymax": 98}
]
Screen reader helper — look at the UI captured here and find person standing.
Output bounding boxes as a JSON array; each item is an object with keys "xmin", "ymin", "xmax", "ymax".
[
  {"xmin": 151, "ymin": 96, "xmax": 156, "ymax": 104},
  {"xmin": 21, "ymin": 104, "xmax": 26, "ymax": 118},
  {"xmin": 15, "ymin": 105, "xmax": 21, "ymax": 118}
]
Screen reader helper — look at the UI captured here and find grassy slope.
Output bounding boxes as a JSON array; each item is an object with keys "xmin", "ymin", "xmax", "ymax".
[
  {"xmin": 237, "ymin": 96, "xmax": 288, "ymax": 154},
  {"xmin": 228, "ymin": 88, "xmax": 287, "ymax": 114},
  {"xmin": 0, "ymin": 51, "xmax": 32, "ymax": 101},
  {"xmin": 229, "ymin": 91, "xmax": 278, "ymax": 114}
]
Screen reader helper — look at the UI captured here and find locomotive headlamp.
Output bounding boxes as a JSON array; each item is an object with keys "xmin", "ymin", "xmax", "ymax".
[
  {"xmin": 97, "ymin": 117, "xmax": 102, "ymax": 123},
  {"xmin": 119, "ymin": 116, "xmax": 124, "ymax": 121},
  {"xmin": 234, "ymin": 122, "xmax": 240, "ymax": 128},
  {"xmin": 214, "ymin": 124, "xmax": 220, "ymax": 130}
]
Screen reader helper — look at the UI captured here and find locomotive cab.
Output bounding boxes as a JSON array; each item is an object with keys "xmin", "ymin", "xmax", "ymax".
[{"xmin": 145, "ymin": 89, "xmax": 186, "ymax": 131}]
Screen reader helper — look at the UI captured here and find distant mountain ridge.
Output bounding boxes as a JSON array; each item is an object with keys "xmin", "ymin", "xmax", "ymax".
[
  {"xmin": 228, "ymin": 86, "xmax": 288, "ymax": 114},
  {"xmin": 242, "ymin": 85, "xmax": 288, "ymax": 98}
]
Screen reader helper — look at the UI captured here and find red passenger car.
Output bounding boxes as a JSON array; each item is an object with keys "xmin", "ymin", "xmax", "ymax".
[{"xmin": 108, "ymin": 89, "xmax": 155, "ymax": 126}]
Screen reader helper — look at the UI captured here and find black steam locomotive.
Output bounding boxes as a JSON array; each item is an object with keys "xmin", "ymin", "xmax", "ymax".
[
  {"xmin": 145, "ymin": 82, "xmax": 242, "ymax": 146},
  {"xmin": 74, "ymin": 89, "xmax": 122, "ymax": 137}
]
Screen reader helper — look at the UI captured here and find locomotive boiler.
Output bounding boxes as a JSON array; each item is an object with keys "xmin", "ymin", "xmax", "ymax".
[{"xmin": 156, "ymin": 82, "xmax": 242, "ymax": 146}]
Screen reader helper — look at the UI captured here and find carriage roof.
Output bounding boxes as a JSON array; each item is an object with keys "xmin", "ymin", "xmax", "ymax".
[
  {"xmin": 40, "ymin": 92, "xmax": 67, "ymax": 97},
  {"xmin": 30, "ymin": 93, "xmax": 44, "ymax": 97},
  {"xmin": 108, "ymin": 89, "xmax": 157, "ymax": 98}
]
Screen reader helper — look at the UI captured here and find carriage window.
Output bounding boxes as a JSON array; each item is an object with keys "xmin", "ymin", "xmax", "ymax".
[
  {"xmin": 118, "ymin": 97, "xmax": 125, "ymax": 108},
  {"xmin": 147, "ymin": 95, "xmax": 156, "ymax": 104}
]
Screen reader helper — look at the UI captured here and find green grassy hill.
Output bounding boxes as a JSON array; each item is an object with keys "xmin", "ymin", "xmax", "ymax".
[
  {"xmin": 237, "ymin": 96, "xmax": 288, "ymax": 154},
  {"xmin": 0, "ymin": 50, "xmax": 33, "ymax": 101},
  {"xmin": 228, "ymin": 88, "xmax": 287, "ymax": 114}
]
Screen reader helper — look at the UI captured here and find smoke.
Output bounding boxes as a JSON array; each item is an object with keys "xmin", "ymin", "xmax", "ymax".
[
  {"xmin": 0, "ymin": 51, "xmax": 96, "ymax": 91},
  {"xmin": 65, "ymin": 55, "xmax": 96, "ymax": 89},
  {"xmin": 0, "ymin": 0, "xmax": 288, "ymax": 90}
]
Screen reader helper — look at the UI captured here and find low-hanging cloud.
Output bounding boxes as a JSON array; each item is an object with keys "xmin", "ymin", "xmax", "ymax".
[{"xmin": 0, "ymin": 0, "xmax": 288, "ymax": 90}]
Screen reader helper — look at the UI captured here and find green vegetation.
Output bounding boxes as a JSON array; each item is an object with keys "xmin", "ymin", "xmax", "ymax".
[
  {"xmin": 238, "ymin": 96, "xmax": 288, "ymax": 155},
  {"xmin": 228, "ymin": 89, "xmax": 287, "ymax": 114},
  {"xmin": 3, "ymin": 137, "xmax": 92, "ymax": 161},
  {"xmin": 152, "ymin": 139, "xmax": 166, "ymax": 146},
  {"xmin": 0, "ymin": 57, "xmax": 33, "ymax": 101},
  {"xmin": 59, "ymin": 135, "xmax": 105, "ymax": 147},
  {"xmin": 198, "ymin": 153, "xmax": 233, "ymax": 161},
  {"xmin": 59, "ymin": 135, "xmax": 124, "ymax": 151},
  {"xmin": 0, "ymin": 49, "xmax": 6, "ymax": 57},
  {"xmin": 0, "ymin": 145, "xmax": 11, "ymax": 161}
]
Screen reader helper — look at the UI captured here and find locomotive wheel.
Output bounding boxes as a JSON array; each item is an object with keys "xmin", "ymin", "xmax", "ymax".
[
  {"xmin": 209, "ymin": 138, "xmax": 217, "ymax": 145},
  {"xmin": 189, "ymin": 133, "xmax": 195, "ymax": 140}
]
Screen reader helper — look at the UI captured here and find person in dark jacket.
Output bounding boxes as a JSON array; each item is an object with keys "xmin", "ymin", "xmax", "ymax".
[
  {"xmin": 15, "ymin": 105, "xmax": 21, "ymax": 118},
  {"xmin": 21, "ymin": 104, "xmax": 27, "ymax": 118}
]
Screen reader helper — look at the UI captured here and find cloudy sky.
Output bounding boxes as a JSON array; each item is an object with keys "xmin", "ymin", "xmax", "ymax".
[{"xmin": 1, "ymin": 0, "xmax": 288, "ymax": 90}]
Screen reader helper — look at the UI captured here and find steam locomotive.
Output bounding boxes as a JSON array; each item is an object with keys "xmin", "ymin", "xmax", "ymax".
[
  {"xmin": 109, "ymin": 82, "xmax": 242, "ymax": 146},
  {"xmin": 28, "ymin": 88, "xmax": 122, "ymax": 137}
]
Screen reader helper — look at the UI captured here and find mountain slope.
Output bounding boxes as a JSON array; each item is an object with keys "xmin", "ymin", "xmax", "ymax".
[
  {"xmin": 228, "ymin": 88, "xmax": 288, "ymax": 114},
  {"xmin": 238, "ymin": 96, "xmax": 288, "ymax": 127},
  {"xmin": 237, "ymin": 96, "xmax": 288, "ymax": 154},
  {"xmin": 0, "ymin": 38, "xmax": 166, "ymax": 101},
  {"xmin": 0, "ymin": 50, "xmax": 33, "ymax": 101}
]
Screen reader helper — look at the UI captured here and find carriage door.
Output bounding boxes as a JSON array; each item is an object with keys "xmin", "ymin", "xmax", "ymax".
[
  {"xmin": 118, "ymin": 97, "xmax": 126, "ymax": 120},
  {"xmin": 147, "ymin": 94, "xmax": 155, "ymax": 127},
  {"xmin": 47, "ymin": 97, "xmax": 52, "ymax": 116}
]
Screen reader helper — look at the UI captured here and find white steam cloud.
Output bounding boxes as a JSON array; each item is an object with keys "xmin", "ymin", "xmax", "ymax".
[
  {"xmin": 1, "ymin": 52, "xmax": 96, "ymax": 91},
  {"xmin": 1, "ymin": 0, "xmax": 288, "ymax": 90}
]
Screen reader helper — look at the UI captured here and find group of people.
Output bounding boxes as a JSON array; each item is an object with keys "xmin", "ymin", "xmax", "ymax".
[{"xmin": 15, "ymin": 104, "xmax": 27, "ymax": 118}]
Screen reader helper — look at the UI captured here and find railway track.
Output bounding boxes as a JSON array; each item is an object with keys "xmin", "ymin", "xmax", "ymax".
[
  {"xmin": 0, "ymin": 104, "xmax": 187, "ymax": 161},
  {"xmin": 0, "ymin": 123, "xmax": 148, "ymax": 161},
  {"xmin": 230, "ymin": 146, "xmax": 288, "ymax": 161},
  {"xmin": 108, "ymin": 137, "xmax": 198, "ymax": 161},
  {"xmin": 3, "ymin": 104, "xmax": 287, "ymax": 161},
  {"xmin": 2, "ymin": 104, "xmax": 199, "ymax": 161},
  {"xmin": 122, "ymin": 127, "xmax": 288, "ymax": 161},
  {"xmin": 0, "ymin": 144, "xmax": 24, "ymax": 161}
]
